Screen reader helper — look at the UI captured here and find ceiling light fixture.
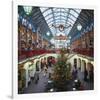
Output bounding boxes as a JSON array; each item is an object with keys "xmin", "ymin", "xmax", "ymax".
[
  {"xmin": 77, "ymin": 24, "xmax": 82, "ymax": 31},
  {"xmin": 46, "ymin": 32, "xmax": 50, "ymax": 36},
  {"xmin": 23, "ymin": 6, "xmax": 32, "ymax": 15}
]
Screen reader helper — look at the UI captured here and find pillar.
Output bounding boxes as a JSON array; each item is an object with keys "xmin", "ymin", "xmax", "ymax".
[
  {"xmin": 77, "ymin": 58, "xmax": 81, "ymax": 70},
  {"xmin": 25, "ymin": 69, "xmax": 29, "ymax": 88},
  {"xmin": 38, "ymin": 60, "xmax": 41, "ymax": 72},
  {"xmin": 81, "ymin": 60, "xmax": 85, "ymax": 72}
]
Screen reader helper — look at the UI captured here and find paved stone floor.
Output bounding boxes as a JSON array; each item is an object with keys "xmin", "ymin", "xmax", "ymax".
[
  {"xmin": 77, "ymin": 69, "xmax": 94, "ymax": 90},
  {"xmin": 23, "ymin": 67, "xmax": 53, "ymax": 93},
  {"xmin": 22, "ymin": 67, "xmax": 93, "ymax": 94}
]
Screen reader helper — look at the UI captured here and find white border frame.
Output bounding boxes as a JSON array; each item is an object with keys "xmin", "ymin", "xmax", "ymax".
[{"xmin": 12, "ymin": 0, "xmax": 97, "ymax": 99}]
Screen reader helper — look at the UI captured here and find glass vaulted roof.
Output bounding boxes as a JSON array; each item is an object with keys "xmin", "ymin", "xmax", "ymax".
[{"xmin": 40, "ymin": 7, "xmax": 81, "ymax": 36}]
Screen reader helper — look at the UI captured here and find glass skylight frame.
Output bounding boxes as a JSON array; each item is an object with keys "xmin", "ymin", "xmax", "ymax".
[{"xmin": 40, "ymin": 7, "xmax": 81, "ymax": 36}]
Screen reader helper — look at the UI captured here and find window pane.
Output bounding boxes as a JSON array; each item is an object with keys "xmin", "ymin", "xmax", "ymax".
[
  {"xmin": 68, "ymin": 14, "xmax": 76, "ymax": 21},
  {"xmin": 54, "ymin": 12, "xmax": 61, "ymax": 16},
  {"xmin": 48, "ymin": 21, "xmax": 54, "ymax": 26},
  {"xmin": 43, "ymin": 9, "xmax": 52, "ymax": 17},
  {"xmin": 74, "ymin": 9, "xmax": 81, "ymax": 13},
  {"xmin": 40, "ymin": 7, "xmax": 81, "ymax": 35},
  {"xmin": 45, "ymin": 14, "xmax": 53, "ymax": 20},
  {"xmin": 61, "ymin": 12, "xmax": 67, "ymax": 16},
  {"xmin": 55, "ymin": 16, "xmax": 60, "ymax": 20},
  {"xmin": 67, "ymin": 18, "xmax": 74, "ymax": 24},
  {"xmin": 40, "ymin": 7, "xmax": 47, "ymax": 12},
  {"xmin": 47, "ymin": 18, "xmax": 54, "ymax": 24},
  {"xmin": 70, "ymin": 10, "xmax": 79, "ymax": 18}
]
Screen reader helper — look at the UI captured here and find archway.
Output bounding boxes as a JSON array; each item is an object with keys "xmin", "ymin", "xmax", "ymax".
[
  {"xmin": 41, "ymin": 58, "xmax": 44, "ymax": 70},
  {"xmin": 87, "ymin": 63, "xmax": 93, "ymax": 71},
  {"xmin": 87, "ymin": 63, "xmax": 94, "ymax": 82},
  {"xmin": 18, "ymin": 65, "xmax": 26, "ymax": 93},
  {"xmin": 47, "ymin": 56, "xmax": 56, "ymax": 67},
  {"xmin": 43, "ymin": 57, "xmax": 47, "ymax": 65},
  {"xmin": 36, "ymin": 60, "xmax": 40, "ymax": 71},
  {"xmin": 74, "ymin": 58, "xmax": 77, "ymax": 69},
  {"xmin": 78, "ymin": 58, "xmax": 81, "ymax": 70},
  {"xmin": 24, "ymin": 61, "xmax": 32, "ymax": 88},
  {"xmin": 81, "ymin": 60, "xmax": 86, "ymax": 72},
  {"xmin": 81, "ymin": 60, "xmax": 88, "ymax": 81}
]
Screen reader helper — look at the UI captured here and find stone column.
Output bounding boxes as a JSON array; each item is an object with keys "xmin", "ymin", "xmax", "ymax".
[
  {"xmin": 25, "ymin": 69, "xmax": 28, "ymax": 88},
  {"xmin": 39, "ymin": 60, "xmax": 41, "ymax": 72},
  {"xmin": 77, "ymin": 59, "xmax": 80, "ymax": 69},
  {"xmin": 81, "ymin": 60, "xmax": 84, "ymax": 72}
]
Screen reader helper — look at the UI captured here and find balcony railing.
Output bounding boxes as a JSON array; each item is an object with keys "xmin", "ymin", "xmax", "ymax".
[
  {"xmin": 73, "ymin": 48, "xmax": 94, "ymax": 57},
  {"xmin": 18, "ymin": 48, "xmax": 93, "ymax": 62},
  {"xmin": 18, "ymin": 49, "xmax": 55, "ymax": 61}
]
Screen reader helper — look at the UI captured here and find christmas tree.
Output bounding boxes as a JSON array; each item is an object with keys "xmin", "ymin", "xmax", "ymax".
[{"xmin": 52, "ymin": 48, "xmax": 72, "ymax": 91}]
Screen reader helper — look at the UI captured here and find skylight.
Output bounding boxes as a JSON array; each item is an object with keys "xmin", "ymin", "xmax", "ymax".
[{"xmin": 40, "ymin": 7, "xmax": 81, "ymax": 36}]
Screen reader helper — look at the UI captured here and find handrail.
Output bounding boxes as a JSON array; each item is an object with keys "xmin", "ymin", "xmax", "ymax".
[{"xmin": 18, "ymin": 49, "xmax": 55, "ymax": 61}]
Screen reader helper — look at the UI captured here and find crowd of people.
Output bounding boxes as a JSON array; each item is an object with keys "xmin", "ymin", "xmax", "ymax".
[
  {"xmin": 71, "ymin": 65, "xmax": 94, "ymax": 90},
  {"xmin": 33, "ymin": 57, "xmax": 56, "ymax": 84},
  {"xmin": 29, "ymin": 57, "xmax": 94, "ymax": 91}
]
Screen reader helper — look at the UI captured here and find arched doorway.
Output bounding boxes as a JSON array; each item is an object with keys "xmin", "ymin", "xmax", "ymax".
[
  {"xmin": 81, "ymin": 60, "xmax": 88, "ymax": 81},
  {"xmin": 23, "ymin": 62, "xmax": 32, "ymax": 88},
  {"xmin": 78, "ymin": 58, "xmax": 81, "ymax": 70},
  {"xmin": 41, "ymin": 58, "xmax": 44, "ymax": 70},
  {"xmin": 47, "ymin": 56, "xmax": 56, "ymax": 67},
  {"xmin": 43, "ymin": 57, "xmax": 47, "ymax": 65},
  {"xmin": 18, "ymin": 64, "xmax": 26, "ymax": 93},
  {"xmin": 36, "ymin": 61, "xmax": 40, "ymax": 71},
  {"xmin": 81, "ymin": 60, "xmax": 86, "ymax": 72},
  {"xmin": 87, "ymin": 63, "xmax": 94, "ymax": 82},
  {"xmin": 74, "ymin": 58, "xmax": 77, "ymax": 69},
  {"xmin": 47, "ymin": 56, "xmax": 52, "ymax": 67}
]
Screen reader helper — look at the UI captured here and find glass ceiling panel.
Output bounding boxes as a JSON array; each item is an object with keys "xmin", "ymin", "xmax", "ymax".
[
  {"xmin": 65, "ymin": 29, "xmax": 71, "ymax": 34},
  {"xmin": 50, "ymin": 28, "xmax": 56, "ymax": 34},
  {"xmin": 68, "ymin": 14, "xmax": 76, "ymax": 21},
  {"xmin": 40, "ymin": 7, "xmax": 81, "ymax": 36},
  {"xmin": 54, "ymin": 13, "xmax": 61, "ymax": 16},
  {"xmin": 55, "ymin": 20, "xmax": 65, "ymax": 23},
  {"xmin": 54, "ymin": 17, "xmax": 60, "ymax": 20},
  {"xmin": 55, "ymin": 17, "xmax": 66, "ymax": 20},
  {"xmin": 70, "ymin": 10, "xmax": 79, "ymax": 18},
  {"xmin": 64, "ymin": 8, "xmax": 69, "ymax": 12},
  {"xmin": 66, "ymin": 21, "xmax": 73, "ymax": 25},
  {"xmin": 45, "ymin": 14, "xmax": 53, "ymax": 20},
  {"xmin": 43, "ymin": 9, "xmax": 52, "ymax": 17},
  {"xmin": 61, "ymin": 9, "xmax": 66, "ymax": 12},
  {"xmin": 55, "ymin": 8, "xmax": 61, "ymax": 12},
  {"xmin": 61, "ymin": 13, "xmax": 67, "ymax": 16},
  {"xmin": 73, "ymin": 9, "xmax": 81, "ymax": 13},
  {"xmin": 55, "ymin": 16, "xmax": 67, "ymax": 19},
  {"xmin": 47, "ymin": 21, "xmax": 54, "ymax": 26},
  {"xmin": 47, "ymin": 19, "xmax": 72, "ymax": 26},
  {"xmin": 40, "ymin": 7, "xmax": 47, "ymax": 12},
  {"xmin": 46, "ymin": 17, "xmax": 53, "ymax": 22},
  {"xmin": 67, "ymin": 18, "xmax": 74, "ymax": 24}
]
